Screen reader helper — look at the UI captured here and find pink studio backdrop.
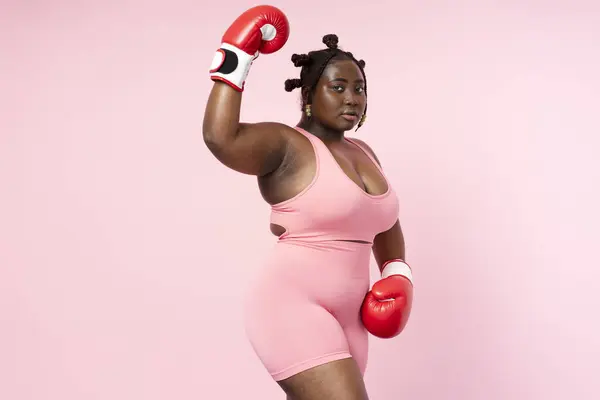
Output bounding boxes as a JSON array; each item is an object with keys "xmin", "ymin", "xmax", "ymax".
[{"xmin": 2, "ymin": 1, "xmax": 599, "ymax": 399}]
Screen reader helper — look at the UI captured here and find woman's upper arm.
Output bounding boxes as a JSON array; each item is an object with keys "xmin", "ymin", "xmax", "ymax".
[{"xmin": 204, "ymin": 121, "xmax": 291, "ymax": 177}]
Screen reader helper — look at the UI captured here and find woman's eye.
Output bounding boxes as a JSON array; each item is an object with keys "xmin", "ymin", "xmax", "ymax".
[{"xmin": 333, "ymin": 85, "xmax": 345, "ymax": 92}]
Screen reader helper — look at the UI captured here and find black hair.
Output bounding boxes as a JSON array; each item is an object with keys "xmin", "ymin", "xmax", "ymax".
[{"xmin": 284, "ymin": 34, "xmax": 367, "ymax": 129}]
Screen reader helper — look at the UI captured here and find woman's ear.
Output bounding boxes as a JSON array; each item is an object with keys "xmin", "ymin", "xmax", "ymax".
[{"xmin": 301, "ymin": 86, "xmax": 310, "ymax": 108}]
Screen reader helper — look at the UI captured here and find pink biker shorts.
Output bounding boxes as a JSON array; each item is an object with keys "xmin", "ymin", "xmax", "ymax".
[{"xmin": 243, "ymin": 240, "xmax": 371, "ymax": 381}]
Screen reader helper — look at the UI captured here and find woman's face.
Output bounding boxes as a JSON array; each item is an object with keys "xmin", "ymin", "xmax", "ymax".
[{"xmin": 309, "ymin": 59, "xmax": 366, "ymax": 132}]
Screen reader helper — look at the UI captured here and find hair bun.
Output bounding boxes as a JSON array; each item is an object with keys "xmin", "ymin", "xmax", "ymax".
[
  {"xmin": 322, "ymin": 34, "xmax": 339, "ymax": 49},
  {"xmin": 291, "ymin": 53, "xmax": 311, "ymax": 67},
  {"xmin": 358, "ymin": 59, "xmax": 366, "ymax": 68},
  {"xmin": 284, "ymin": 78, "xmax": 302, "ymax": 92}
]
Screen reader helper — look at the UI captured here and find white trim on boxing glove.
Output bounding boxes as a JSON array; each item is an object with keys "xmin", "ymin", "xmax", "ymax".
[
  {"xmin": 209, "ymin": 43, "xmax": 258, "ymax": 92},
  {"xmin": 381, "ymin": 259, "xmax": 413, "ymax": 285}
]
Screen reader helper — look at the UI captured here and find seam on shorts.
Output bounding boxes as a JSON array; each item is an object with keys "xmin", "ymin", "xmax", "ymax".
[{"xmin": 271, "ymin": 351, "xmax": 352, "ymax": 381}]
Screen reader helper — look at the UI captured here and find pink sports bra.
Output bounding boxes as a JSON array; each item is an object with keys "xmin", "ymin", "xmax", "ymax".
[{"xmin": 270, "ymin": 127, "xmax": 399, "ymax": 244}]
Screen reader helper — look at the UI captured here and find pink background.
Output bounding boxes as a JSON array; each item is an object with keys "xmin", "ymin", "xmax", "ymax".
[{"xmin": 2, "ymin": 1, "xmax": 599, "ymax": 399}]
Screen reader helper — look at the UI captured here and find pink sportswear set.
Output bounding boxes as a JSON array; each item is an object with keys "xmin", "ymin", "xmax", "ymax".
[{"xmin": 243, "ymin": 126, "xmax": 399, "ymax": 381}]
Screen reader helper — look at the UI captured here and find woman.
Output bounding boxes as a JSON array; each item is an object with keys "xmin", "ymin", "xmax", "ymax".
[{"xmin": 203, "ymin": 6, "xmax": 414, "ymax": 400}]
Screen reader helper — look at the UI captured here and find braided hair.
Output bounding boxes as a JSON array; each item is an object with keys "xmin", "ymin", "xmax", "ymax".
[{"xmin": 284, "ymin": 34, "xmax": 367, "ymax": 130}]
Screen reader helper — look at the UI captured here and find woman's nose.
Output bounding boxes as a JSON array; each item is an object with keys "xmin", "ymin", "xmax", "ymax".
[{"xmin": 344, "ymin": 95, "xmax": 358, "ymax": 105}]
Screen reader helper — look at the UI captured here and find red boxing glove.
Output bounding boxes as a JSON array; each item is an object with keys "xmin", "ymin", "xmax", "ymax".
[
  {"xmin": 361, "ymin": 259, "xmax": 414, "ymax": 339},
  {"xmin": 209, "ymin": 5, "xmax": 290, "ymax": 91}
]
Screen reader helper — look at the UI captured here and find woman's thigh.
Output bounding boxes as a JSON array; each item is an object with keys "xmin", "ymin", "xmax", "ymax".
[{"xmin": 278, "ymin": 357, "xmax": 369, "ymax": 400}]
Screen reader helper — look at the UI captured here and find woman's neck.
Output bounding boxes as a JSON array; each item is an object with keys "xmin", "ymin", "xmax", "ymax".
[{"xmin": 296, "ymin": 118, "xmax": 345, "ymax": 144}]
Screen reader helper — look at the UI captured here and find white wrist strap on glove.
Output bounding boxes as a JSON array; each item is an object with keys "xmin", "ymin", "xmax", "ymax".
[
  {"xmin": 209, "ymin": 43, "xmax": 258, "ymax": 91},
  {"xmin": 381, "ymin": 259, "xmax": 413, "ymax": 285}
]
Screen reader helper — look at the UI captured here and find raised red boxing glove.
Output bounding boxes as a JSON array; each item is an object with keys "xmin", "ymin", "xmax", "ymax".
[
  {"xmin": 209, "ymin": 5, "xmax": 290, "ymax": 91},
  {"xmin": 361, "ymin": 259, "xmax": 414, "ymax": 339}
]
